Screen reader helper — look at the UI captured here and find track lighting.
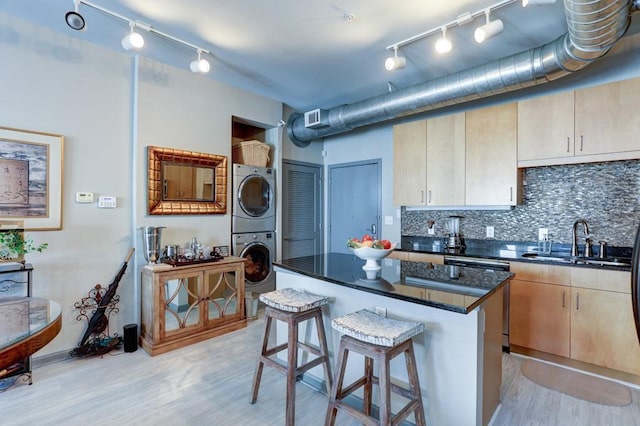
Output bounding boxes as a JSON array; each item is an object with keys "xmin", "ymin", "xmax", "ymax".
[
  {"xmin": 385, "ymin": 46, "xmax": 406, "ymax": 71},
  {"xmin": 190, "ymin": 50, "xmax": 211, "ymax": 73},
  {"xmin": 522, "ymin": 0, "xmax": 556, "ymax": 6},
  {"xmin": 65, "ymin": 0, "xmax": 86, "ymax": 31},
  {"xmin": 64, "ymin": 1, "xmax": 213, "ymax": 73},
  {"xmin": 121, "ymin": 23, "xmax": 144, "ymax": 51},
  {"xmin": 435, "ymin": 27, "xmax": 452, "ymax": 54},
  {"xmin": 474, "ymin": 10, "xmax": 504, "ymax": 43}
]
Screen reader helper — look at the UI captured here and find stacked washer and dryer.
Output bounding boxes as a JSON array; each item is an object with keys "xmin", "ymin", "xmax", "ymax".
[{"xmin": 232, "ymin": 163, "xmax": 276, "ymax": 294}]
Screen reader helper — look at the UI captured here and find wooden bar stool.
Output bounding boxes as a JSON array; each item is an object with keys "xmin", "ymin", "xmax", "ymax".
[
  {"xmin": 325, "ymin": 309, "xmax": 426, "ymax": 426},
  {"xmin": 250, "ymin": 287, "xmax": 333, "ymax": 426}
]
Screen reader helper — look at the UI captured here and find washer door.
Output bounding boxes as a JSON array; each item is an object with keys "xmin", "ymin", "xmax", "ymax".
[
  {"xmin": 240, "ymin": 242, "xmax": 272, "ymax": 285},
  {"xmin": 238, "ymin": 175, "xmax": 272, "ymax": 217}
]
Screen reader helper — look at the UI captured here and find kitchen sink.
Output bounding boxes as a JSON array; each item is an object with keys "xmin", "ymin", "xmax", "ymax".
[{"xmin": 521, "ymin": 252, "xmax": 631, "ymax": 267}]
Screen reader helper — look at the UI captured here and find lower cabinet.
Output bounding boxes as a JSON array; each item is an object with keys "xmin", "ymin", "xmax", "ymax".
[
  {"xmin": 140, "ymin": 257, "xmax": 246, "ymax": 356},
  {"xmin": 570, "ymin": 286, "xmax": 640, "ymax": 375},
  {"xmin": 510, "ymin": 279, "xmax": 570, "ymax": 357},
  {"xmin": 510, "ymin": 261, "xmax": 640, "ymax": 375}
]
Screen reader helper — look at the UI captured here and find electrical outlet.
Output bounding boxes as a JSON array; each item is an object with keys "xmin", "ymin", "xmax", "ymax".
[
  {"xmin": 486, "ymin": 226, "xmax": 494, "ymax": 238},
  {"xmin": 374, "ymin": 306, "xmax": 387, "ymax": 317},
  {"xmin": 427, "ymin": 226, "xmax": 435, "ymax": 235},
  {"xmin": 538, "ymin": 228, "xmax": 549, "ymax": 241}
]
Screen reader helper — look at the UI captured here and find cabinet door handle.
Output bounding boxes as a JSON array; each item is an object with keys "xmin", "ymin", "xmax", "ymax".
[
  {"xmin": 580, "ymin": 135, "xmax": 584, "ymax": 152},
  {"xmin": 509, "ymin": 187, "xmax": 513, "ymax": 202},
  {"xmin": 575, "ymin": 292, "xmax": 580, "ymax": 310},
  {"xmin": 566, "ymin": 137, "xmax": 570, "ymax": 153},
  {"xmin": 427, "ymin": 190, "xmax": 432, "ymax": 204},
  {"xmin": 562, "ymin": 290, "xmax": 566, "ymax": 308},
  {"xmin": 421, "ymin": 190, "xmax": 424, "ymax": 203}
]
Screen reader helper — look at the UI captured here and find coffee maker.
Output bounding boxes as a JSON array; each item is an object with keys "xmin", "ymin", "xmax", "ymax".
[{"xmin": 445, "ymin": 215, "xmax": 465, "ymax": 251}]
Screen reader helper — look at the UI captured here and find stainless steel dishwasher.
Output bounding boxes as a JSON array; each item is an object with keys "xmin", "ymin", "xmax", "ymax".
[{"xmin": 444, "ymin": 256, "xmax": 511, "ymax": 352}]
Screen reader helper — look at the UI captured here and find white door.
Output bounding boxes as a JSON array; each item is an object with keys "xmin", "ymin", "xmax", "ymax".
[{"xmin": 328, "ymin": 160, "xmax": 381, "ymax": 254}]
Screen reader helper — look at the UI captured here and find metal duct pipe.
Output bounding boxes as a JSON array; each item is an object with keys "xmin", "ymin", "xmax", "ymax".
[{"xmin": 287, "ymin": 0, "xmax": 633, "ymax": 147}]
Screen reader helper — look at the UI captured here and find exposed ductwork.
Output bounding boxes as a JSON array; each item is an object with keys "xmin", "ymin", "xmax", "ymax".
[{"xmin": 287, "ymin": 0, "xmax": 635, "ymax": 147}]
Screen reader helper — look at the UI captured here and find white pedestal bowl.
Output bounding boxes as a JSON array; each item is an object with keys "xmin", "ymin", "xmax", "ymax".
[{"xmin": 351, "ymin": 244, "xmax": 397, "ymax": 279}]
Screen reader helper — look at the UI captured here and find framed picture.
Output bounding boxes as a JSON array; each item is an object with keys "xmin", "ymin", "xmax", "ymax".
[{"xmin": 0, "ymin": 127, "xmax": 64, "ymax": 230}]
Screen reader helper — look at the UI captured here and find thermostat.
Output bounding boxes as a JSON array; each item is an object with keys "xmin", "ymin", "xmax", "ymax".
[
  {"xmin": 98, "ymin": 196, "xmax": 117, "ymax": 209},
  {"xmin": 75, "ymin": 192, "xmax": 94, "ymax": 203}
]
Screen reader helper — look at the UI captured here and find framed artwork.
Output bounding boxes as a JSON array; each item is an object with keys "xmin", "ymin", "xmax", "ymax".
[{"xmin": 0, "ymin": 127, "xmax": 64, "ymax": 230}]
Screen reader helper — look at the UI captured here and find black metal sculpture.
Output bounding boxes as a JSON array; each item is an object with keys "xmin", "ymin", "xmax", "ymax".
[{"xmin": 71, "ymin": 248, "xmax": 134, "ymax": 356}]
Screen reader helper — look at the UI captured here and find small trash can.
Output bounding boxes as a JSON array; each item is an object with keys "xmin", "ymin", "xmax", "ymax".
[{"xmin": 245, "ymin": 292, "xmax": 259, "ymax": 320}]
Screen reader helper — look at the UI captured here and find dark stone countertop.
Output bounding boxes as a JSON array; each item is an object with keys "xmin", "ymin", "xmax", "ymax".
[
  {"xmin": 274, "ymin": 253, "xmax": 513, "ymax": 314},
  {"xmin": 399, "ymin": 236, "xmax": 632, "ymax": 271}
]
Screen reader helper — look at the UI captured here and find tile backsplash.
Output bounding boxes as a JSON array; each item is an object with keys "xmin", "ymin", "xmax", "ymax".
[{"xmin": 402, "ymin": 160, "xmax": 640, "ymax": 248}]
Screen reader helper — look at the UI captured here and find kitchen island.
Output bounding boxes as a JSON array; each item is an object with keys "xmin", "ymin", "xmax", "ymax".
[{"xmin": 274, "ymin": 253, "xmax": 513, "ymax": 426}]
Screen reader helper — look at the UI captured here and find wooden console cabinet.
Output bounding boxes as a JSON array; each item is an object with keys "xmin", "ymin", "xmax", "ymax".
[{"xmin": 140, "ymin": 256, "xmax": 246, "ymax": 356}]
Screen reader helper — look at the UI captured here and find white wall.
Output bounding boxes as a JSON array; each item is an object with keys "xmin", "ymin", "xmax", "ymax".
[{"xmin": 0, "ymin": 14, "xmax": 283, "ymax": 355}]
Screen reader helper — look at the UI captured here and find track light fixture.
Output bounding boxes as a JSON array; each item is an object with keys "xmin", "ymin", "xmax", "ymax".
[
  {"xmin": 65, "ymin": 0, "xmax": 86, "ymax": 31},
  {"xmin": 474, "ymin": 10, "xmax": 504, "ymax": 43},
  {"xmin": 385, "ymin": 46, "xmax": 406, "ymax": 71},
  {"xmin": 65, "ymin": 1, "xmax": 212, "ymax": 73},
  {"xmin": 435, "ymin": 27, "xmax": 452, "ymax": 54},
  {"xmin": 383, "ymin": 0, "xmax": 555, "ymax": 68},
  {"xmin": 190, "ymin": 50, "xmax": 211, "ymax": 73},
  {"xmin": 121, "ymin": 23, "xmax": 144, "ymax": 51}
]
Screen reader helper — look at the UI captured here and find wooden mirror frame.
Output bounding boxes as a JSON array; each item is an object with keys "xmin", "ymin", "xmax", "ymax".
[{"xmin": 147, "ymin": 146, "xmax": 228, "ymax": 215}]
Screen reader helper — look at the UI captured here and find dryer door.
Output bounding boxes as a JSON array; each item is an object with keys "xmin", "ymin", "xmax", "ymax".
[
  {"xmin": 237, "ymin": 175, "xmax": 273, "ymax": 218},
  {"xmin": 240, "ymin": 241, "xmax": 272, "ymax": 286}
]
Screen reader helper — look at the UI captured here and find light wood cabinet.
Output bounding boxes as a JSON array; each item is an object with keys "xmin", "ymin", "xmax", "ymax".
[
  {"xmin": 518, "ymin": 91, "xmax": 575, "ymax": 162},
  {"xmin": 570, "ymin": 268, "xmax": 640, "ymax": 375},
  {"xmin": 426, "ymin": 113, "xmax": 465, "ymax": 206},
  {"xmin": 393, "ymin": 120, "xmax": 427, "ymax": 206},
  {"xmin": 140, "ymin": 257, "xmax": 246, "ymax": 356},
  {"xmin": 517, "ymin": 77, "xmax": 640, "ymax": 167},
  {"xmin": 393, "ymin": 113, "xmax": 465, "ymax": 206},
  {"xmin": 465, "ymin": 103, "xmax": 520, "ymax": 206},
  {"xmin": 509, "ymin": 262, "xmax": 571, "ymax": 357},
  {"xmin": 510, "ymin": 261, "xmax": 640, "ymax": 375},
  {"xmin": 575, "ymin": 77, "xmax": 640, "ymax": 156}
]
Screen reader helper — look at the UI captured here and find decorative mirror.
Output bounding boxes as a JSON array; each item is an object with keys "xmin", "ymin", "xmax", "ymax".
[{"xmin": 147, "ymin": 146, "xmax": 228, "ymax": 215}]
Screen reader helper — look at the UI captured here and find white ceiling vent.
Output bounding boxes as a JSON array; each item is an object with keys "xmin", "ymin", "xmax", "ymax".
[{"xmin": 304, "ymin": 108, "xmax": 329, "ymax": 128}]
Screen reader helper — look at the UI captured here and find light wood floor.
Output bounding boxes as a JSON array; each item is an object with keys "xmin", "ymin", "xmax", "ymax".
[{"xmin": 2, "ymin": 310, "xmax": 640, "ymax": 426}]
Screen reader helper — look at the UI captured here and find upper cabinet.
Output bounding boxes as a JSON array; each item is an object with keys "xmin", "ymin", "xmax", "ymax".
[
  {"xmin": 518, "ymin": 91, "xmax": 575, "ymax": 162},
  {"xmin": 393, "ymin": 113, "xmax": 465, "ymax": 207},
  {"xmin": 393, "ymin": 120, "xmax": 427, "ymax": 206},
  {"xmin": 518, "ymin": 77, "xmax": 640, "ymax": 167},
  {"xmin": 466, "ymin": 103, "xmax": 521, "ymax": 206}
]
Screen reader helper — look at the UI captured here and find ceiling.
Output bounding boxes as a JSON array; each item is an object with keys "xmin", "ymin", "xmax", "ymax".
[{"xmin": 0, "ymin": 0, "xmax": 595, "ymax": 113}]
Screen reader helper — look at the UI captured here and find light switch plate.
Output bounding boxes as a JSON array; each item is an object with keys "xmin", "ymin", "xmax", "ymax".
[
  {"xmin": 98, "ymin": 196, "xmax": 117, "ymax": 209},
  {"xmin": 486, "ymin": 226, "xmax": 494, "ymax": 238},
  {"xmin": 75, "ymin": 192, "xmax": 94, "ymax": 203},
  {"xmin": 384, "ymin": 216, "xmax": 393, "ymax": 225},
  {"xmin": 538, "ymin": 228, "xmax": 548, "ymax": 241}
]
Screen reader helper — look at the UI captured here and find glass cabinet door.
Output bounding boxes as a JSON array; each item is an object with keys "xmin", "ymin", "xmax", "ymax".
[
  {"xmin": 162, "ymin": 273, "xmax": 201, "ymax": 333},
  {"xmin": 205, "ymin": 269, "xmax": 239, "ymax": 321}
]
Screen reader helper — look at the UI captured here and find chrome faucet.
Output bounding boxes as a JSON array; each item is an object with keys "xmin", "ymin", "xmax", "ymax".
[{"xmin": 571, "ymin": 219, "xmax": 590, "ymax": 257}]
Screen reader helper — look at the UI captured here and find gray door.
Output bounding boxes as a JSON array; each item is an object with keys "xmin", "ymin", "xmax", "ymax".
[
  {"xmin": 281, "ymin": 160, "xmax": 323, "ymax": 260},
  {"xmin": 329, "ymin": 160, "xmax": 381, "ymax": 254}
]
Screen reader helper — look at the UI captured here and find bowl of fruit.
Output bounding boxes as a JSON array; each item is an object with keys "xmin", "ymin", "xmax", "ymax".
[{"xmin": 347, "ymin": 235, "xmax": 396, "ymax": 278}]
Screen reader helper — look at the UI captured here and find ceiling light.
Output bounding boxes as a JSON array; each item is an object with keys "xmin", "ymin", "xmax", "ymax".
[
  {"xmin": 121, "ymin": 23, "xmax": 144, "ymax": 51},
  {"xmin": 190, "ymin": 50, "xmax": 210, "ymax": 73},
  {"xmin": 435, "ymin": 27, "xmax": 452, "ymax": 54},
  {"xmin": 65, "ymin": 0, "xmax": 86, "ymax": 31},
  {"xmin": 384, "ymin": 46, "xmax": 406, "ymax": 71},
  {"xmin": 522, "ymin": 0, "xmax": 556, "ymax": 6},
  {"xmin": 474, "ymin": 10, "xmax": 504, "ymax": 43}
]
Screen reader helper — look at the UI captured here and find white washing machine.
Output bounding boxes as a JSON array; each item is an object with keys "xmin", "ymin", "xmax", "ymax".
[
  {"xmin": 232, "ymin": 163, "xmax": 276, "ymax": 233},
  {"xmin": 233, "ymin": 231, "xmax": 276, "ymax": 294}
]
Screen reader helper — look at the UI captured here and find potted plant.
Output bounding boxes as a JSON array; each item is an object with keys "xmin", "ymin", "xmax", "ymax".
[{"xmin": 0, "ymin": 226, "xmax": 48, "ymax": 263}]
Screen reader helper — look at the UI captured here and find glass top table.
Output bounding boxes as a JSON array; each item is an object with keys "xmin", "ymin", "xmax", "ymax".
[{"xmin": 0, "ymin": 297, "xmax": 62, "ymax": 371}]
